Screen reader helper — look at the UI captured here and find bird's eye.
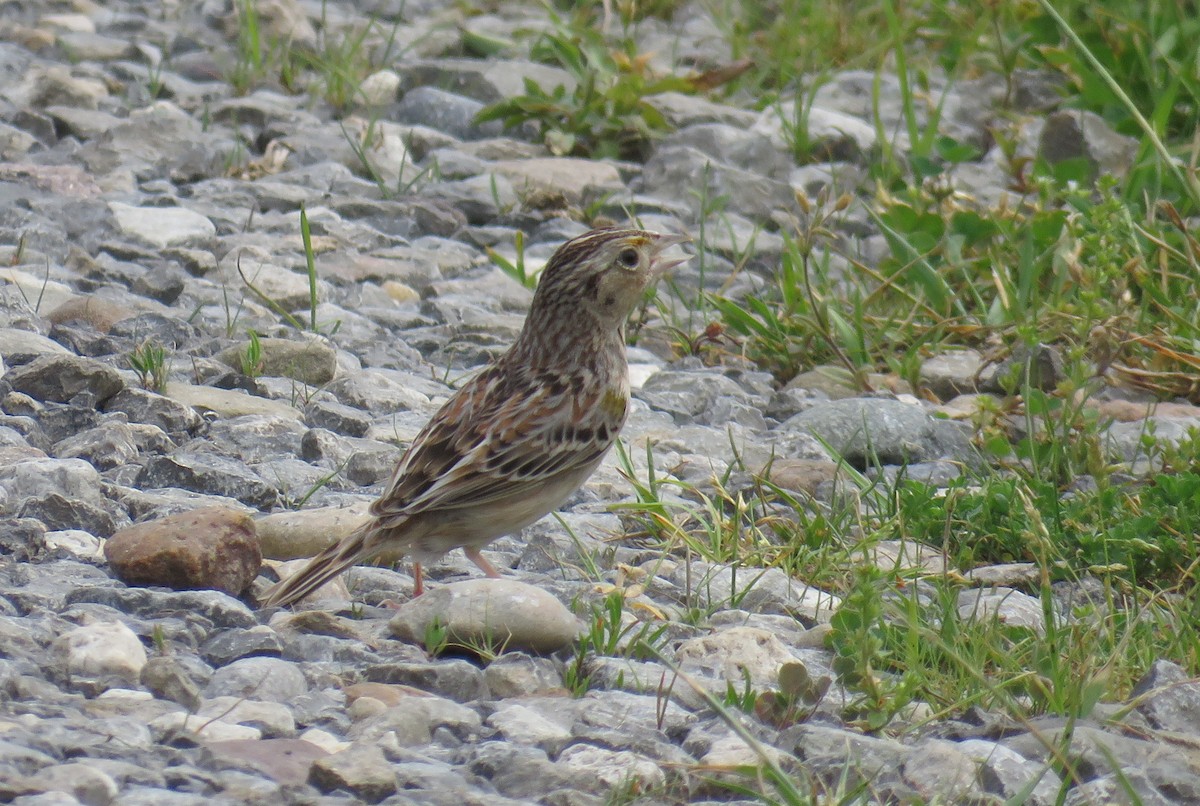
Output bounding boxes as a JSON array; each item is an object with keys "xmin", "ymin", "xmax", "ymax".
[{"xmin": 617, "ymin": 248, "xmax": 640, "ymax": 269}]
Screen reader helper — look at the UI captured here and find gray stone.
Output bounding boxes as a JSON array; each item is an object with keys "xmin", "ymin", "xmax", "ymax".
[
  {"xmin": 129, "ymin": 263, "xmax": 187, "ymax": 305},
  {"xmin": 0, "ymin": 454, "xmax": 108, "ymax": 506},
  {"xmin": 641, "ymin": 144, "xmax": 796, "ymax": 224},
  {"xmin": 1106, "ymin": 416, "xmax": 1200, "ymax": 463},
  {"xmin": 0, "ymin": 328, "xmax": 71, "ymax": 364},
  {"xmin": 959, "ymin": 738, "xmax": 1062, "ymax": 805},
  {"xmin": 4, "ymin": 354, "xmax": 124, "ymax": 405},
  {"xmin": 1037, "ymin": 110, "xmax": 1139, "ymax": 178},
  {"xmin": 637, "ymin": 369, "xmax": 765, "ymax": 427},
  {"xmin": 203, "ymin": 415, "xmax": 308, "ymax": 463},
  {"xmin": 205, "ymin": 657, "xmax": 308, "ymax": 703},
  {"xmin": 644, "ymin": 91, "xmax": 760, "ymax": 128},
  {"xmin": 17, "ymin": 492, "xmax": 127, "ymax": 538},
  {"xmin": 0, "ymin": 516, "xmax": 47, "ymax": 561},
  {"xmin": 302, "ymin": 399, "xmax": 371, "ymax": 437},
  {"xmin": 103, "ymin": 388, "xmax": 204, "ymax": 436},
  {"xmin": 349, "ymin": 691, "xmax": 481, "ymax": 744},
  {"xmin": 557, "ymin": 744, "xmax": 667, "ymax": 793},
  {"xmin": 364, "ymin": 659, "xmax": 488, "ymax": 702},
  {"xmin": 25, "ymin": 761, "xmax": 119, "ymax": 806},
  {"xmin": 987, "ymin": 342, "xmax": 1066, "ymax": 393},
  {"xmin": 300, "ymin": 428, "xmax": 400, "ymax": 485},
  {"xmin": 196, "ymin": 696, "xmax": 296, "ymax": 737},
  {"xmin": 422, "ymin": 174, "xmax": 518, "ymax": 224},
  {"xmin": 394, "ymin": 86, "xmax": 503, "ymax": 140},
  {"xmin": 200, "ymin": 626, "xmax": 285, "ymax": 667},
  {"xmin": 964, "ymin": 563, "xmax": 1041, "ymax": 587},
  {"xmin": 395, "ymin": 58, "xmax": 576, "ymax": 104},
  {"xmin": 483, "ymin": 652, "xmax": 565, "ymax": 698},
  {"xmin": 54, "ymin": 620, "xmax": 147, "ymax": 684},
  {"xmin": 783, "ymin": 397, "xmax": 975, "ymax": 465},
  {"xmin": 323, "ymin": 368, "xmax": 441, "ymax": 415},
  {"xmin": 66, "ymin": 586, "xmax": 258, "ymax": 628},
  {"xmin": 1063, "ymin": 772, "xmax": 1174, "ymax": 806},
  {"xmin": 461, "ymin": 742, "xmax": 572, "ymax": 800},
  {"xmin": 140, "ymin": 656, "xmax": 204, "ymax": 711},
  {"xmin": 107, "ymin": 203, "xmax": 216, "ymax": 249},
  {"xmin": 389, "ymin": 579, "xmax": 582, "ymax": 655},
  {"xmin": 753, "ymin": 101, "xmax": 878, "ymax": 161},
  {"xmin": 919, "ymin": 349, "xmax": 987, "ymax": 399},
  {"xmin": 53, "ymin": 420, "xmax": 141, "ymax": 469},
  {"xmin": 80, "ymin": 101, "xmax": 235, "ymax": 182},
  {"xmin": 783, "ymin": 723, "xmax": 914, "ymax": 798},
  {"xmin": 663, "ymin": 123, "xmax": 791, "ymax": 176},
  {"xmin": 136, "ymin": 452, "xmax": 279, "ymax": 510},
  {"xmin": 214, "ymin": 337, "xmax": 337, "ymax": 386},
  {"xmin": 491, "ymin": 157, "xmax": 625, "ymax": 206},
  {"xmin": 900, "ymin": 740, "xmax": 979, "ymax": 802},
  {"xmin": 957, "ymin": 587, "xmax": 1046, "ymax": 633},
  {"xmin": 1133, "ymin": 660, "xmax": 1200, "ymax": 737},
  {"xmin": 675, "ymin": 626, "xmax": 801, "ymax": 690}
]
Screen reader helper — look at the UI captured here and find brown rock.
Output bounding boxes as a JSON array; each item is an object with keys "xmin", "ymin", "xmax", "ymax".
[
  {"xmin": 760, "ymin": 458, "xmax": 840, "ymax": 495},
  {"xmin": 47, "ymin": 295, "xmax": 136, "ymax": 332},
  {"xmin": 206, "ymin": 738, "xmax": 328, "ymax": 786},
  {"xmin": 343, "ymin": 682, "xmax": 430, "ymax": 707},
  {"xmin": 105, "ymin": 506, "xmax": 261, "ymax": 595},
  {"xmin": 1093, "ymin": 398, "xmax": 1200, "ymax": 422}
]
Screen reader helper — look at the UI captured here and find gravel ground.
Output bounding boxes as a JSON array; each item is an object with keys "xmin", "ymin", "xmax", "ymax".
[{"xmin": 1, "ymin": 1, "xmax": 1200, "ymax": 804}]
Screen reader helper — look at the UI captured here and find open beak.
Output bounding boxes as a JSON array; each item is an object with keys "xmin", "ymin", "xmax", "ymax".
[{"xmin": 650, "ymin": 231, "xmax": 692, "ymax": 275}]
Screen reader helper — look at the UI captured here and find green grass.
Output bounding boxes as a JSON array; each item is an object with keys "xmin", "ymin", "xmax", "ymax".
[
  {"xmin": 227, "ymin": 0, "xmax": 402, "ymax": 114},
  {"xmin": 128, "ymin": 339, "xmax": 169, "ymax": 392},
  {"xmin": 601, "ymin": 0, "xmax": 1200, "ymax": 751}
]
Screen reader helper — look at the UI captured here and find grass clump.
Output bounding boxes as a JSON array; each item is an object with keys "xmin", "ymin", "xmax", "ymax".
[
  {"xmin": 128, "ymin": 340, "xmax": 169, "ymax": 392},
  {"xmin": 476, "ymin": 8, "xmax": 732, "ymax": 159}
]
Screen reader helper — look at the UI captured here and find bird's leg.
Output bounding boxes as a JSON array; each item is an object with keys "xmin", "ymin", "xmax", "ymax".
[
  {"xmin": 464, "ymin": 546, "xmax": 503, "ymax": 578},
  {"xmin": 412, "ymin": 562, "xmax": 424, "ymax": 597}
]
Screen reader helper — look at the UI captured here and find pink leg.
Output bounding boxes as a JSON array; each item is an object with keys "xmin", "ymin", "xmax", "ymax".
[
  {"xmin": 412, "ymin": 562, "xmax": 424, "ymax": 597},
  {"xmin": 464, "ymin": 546, "xmax": 502, "ymax": 578}
]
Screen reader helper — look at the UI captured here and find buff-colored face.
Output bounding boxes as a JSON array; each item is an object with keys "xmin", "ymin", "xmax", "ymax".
[{"xmin": 533, "ymin": 228, "xmax": 689, "ymax": 327}]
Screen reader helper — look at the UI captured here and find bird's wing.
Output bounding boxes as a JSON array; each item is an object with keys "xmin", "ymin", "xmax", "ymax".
[{"xmin": 371, "ymin": 365, "xmax": 626, "ymax": 520}]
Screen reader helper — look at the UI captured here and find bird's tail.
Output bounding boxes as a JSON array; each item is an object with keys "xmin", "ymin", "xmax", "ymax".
[{"xmin": 260, "ymin": 521, "xmax": 386, "ymax": 607}]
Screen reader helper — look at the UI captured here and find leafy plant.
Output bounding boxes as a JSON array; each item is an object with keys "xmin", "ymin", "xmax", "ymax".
[
  {"xmin": 240, "ymin": 329, "xmax": 264, "ymax": 378},
  {"xmin": 722, "ymin": 668, "xmax": 758, "ymax": 714},
  {"xmin": 475, "ymin": 9, "xmax": 696, "ymax": 159},
  {"xmin": 711, "ymin": 188, "xmax": 858, "ymax": 384},
  {"xmin": 129, "ymin": 340, "xmax": 169, "ymax": 392},
  {"xmin": 827, "ymin": 566, "xmax": 916, "ymax": 731},
  {"xmin": 564, "ymin": 589, "xmax": 670, "ymax": 697}
]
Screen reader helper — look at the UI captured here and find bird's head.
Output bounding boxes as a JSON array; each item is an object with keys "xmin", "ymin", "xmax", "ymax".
[{"xmin": 528, "ymin": 227, "xmax": 690, "ymax": 332}]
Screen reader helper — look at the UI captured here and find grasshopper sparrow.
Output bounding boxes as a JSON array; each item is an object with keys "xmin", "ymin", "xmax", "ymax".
[{"xmin": 263, "ymin": 227, "xmax": 688, "ymax": 606}]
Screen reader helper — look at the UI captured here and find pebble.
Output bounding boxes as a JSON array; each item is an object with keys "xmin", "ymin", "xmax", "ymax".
[
  {"xmin": 388, "ymin": 578, "xmax": 581, "ymax": 654},
  {"xmin": 54, "ymin": 620, "xmax": 147, "ymax": 684},
  {"xmin": 104, "ymin": 506, "xmax": 261, "ymax": 595}
]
